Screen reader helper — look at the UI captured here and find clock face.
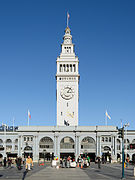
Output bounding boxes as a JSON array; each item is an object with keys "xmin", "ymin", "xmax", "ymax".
[{"xmin": 60, "ymin": 86, "xmax": 74, "ymax": 100}]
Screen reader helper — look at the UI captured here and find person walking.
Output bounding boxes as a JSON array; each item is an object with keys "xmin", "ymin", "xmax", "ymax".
[
  {"xmin": 17, "ymin": 157, "xmax": 22, "ymax": 170},
  {"xmin": 98, "ymin": 157, "xmax": 101, "ymax": 169},
  {"xmin": 3, "ymin": 157, "xmax": 6, "ymax": 168},
  {"xmin": 26, "ymin": 156, "xmax": 33, "ymax": 171},
  {"xmin": 7, "ymin": 157, "xmax": 12, "ymax": 168},
  {"xmin": 87, "ymin": 156, "xmax": 90, "ymax": 166}
]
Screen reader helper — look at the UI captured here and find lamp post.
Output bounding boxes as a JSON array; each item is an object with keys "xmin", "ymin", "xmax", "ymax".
[
  {"xmin": 118, "ymin": 123, "xmax": 129, "ymax": 179},
  {"xmin": 2, "ymin": 124, "xmax": 7, "ymax": 158},
  {"xmin": 125, "ymin": 123, "xmax": 129, "ymax": 160},
  {"xmin": 43, "ymin": 149, "xmax": 46, "ymax": 164}
]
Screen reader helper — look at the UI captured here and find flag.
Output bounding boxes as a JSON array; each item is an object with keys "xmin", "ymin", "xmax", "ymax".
[
  {"xmin": 28, "ymin": 110, "xmax": 31, "ymax": 119},
  {"xmin": 64, "ymin": 120, "xmax": 69, "ymax": 126},
  {"xmin": 67, "ymin": 12, "xmax": 70, "ymax": 20},
  {"xmin": 105, "ymin": 110, "xmax": 111, "ymax": 120}
]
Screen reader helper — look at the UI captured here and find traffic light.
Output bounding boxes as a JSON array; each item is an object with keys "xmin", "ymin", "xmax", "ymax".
[
  {"xmin": 118, "ymin": 128, "xmax": 124, "ymax": 139},
  {"xmin": 130, "ymin": 144, "xmax": 135, "ymax": 149}
]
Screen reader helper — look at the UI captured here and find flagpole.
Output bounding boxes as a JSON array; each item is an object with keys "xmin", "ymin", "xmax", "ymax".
[
  {"xmin": 105, "ymin": 110, "xmax": 107, "ymax": 126},
  {"xmin": 28, "ymin": 110, "xmax": 29, "ymax": 126},
  {"xmin": 13, "ymin": 117, "xmax": 14, "ymax": 132},
  {"xmin": 67, "ymin": 12, "xmax": 68, "ymax": 27}
]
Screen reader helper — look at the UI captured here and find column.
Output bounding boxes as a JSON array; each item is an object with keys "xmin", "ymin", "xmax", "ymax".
[
  {"xmin": 75, "ymin": 134, "xmax": 77, "ymax": 161},
  {"xmin": 96, "ymin": 135, "xmax": 98, "ymax": 156},
  {"xmin": 98, "ymin": 136, "xmax": 101, "ymax": 156},
  {"xmin": 20, "ymin": 135, "xmax": 23, "ymax": 157},
  {"xmin": 18, "ymin": 136, "xmax": 21, "ymax": 157}
]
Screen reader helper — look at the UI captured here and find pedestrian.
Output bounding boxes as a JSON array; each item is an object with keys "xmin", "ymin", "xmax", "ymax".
[
  {"xmin": 87, "ymin": 156, "xmax": 90, "ymax": 166},
  {"xmin": 109, "ymin": 156, "xmax": 111, "ymax": 163},
  {"xmin": 8, "ymin": 157, "xmax": 12, "ymax": 168},
  {"xmin": 0, "ymin": 157, "xmax": 3, "ymax": 167},
  {"xmin": 3, "ymin": 157, "xmax": 6, "ymax": 168},
  {"xmin": 78, "ymin": 155, "xmax": 82, "ymax": 167},
  {"xmin": 98, "ymin": 157, "xmax": 101, "ymax": 169},
  {"xmin": 17, "ymin": 157, "xmax": 22, "ymax": 170},
  {"xmin": 26, "ymin": 156, "xmax": 33, "ymax": 171}
]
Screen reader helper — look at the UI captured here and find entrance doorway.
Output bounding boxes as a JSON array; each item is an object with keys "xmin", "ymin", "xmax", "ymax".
[
  {"xmin": 23, "ymin": 152, "xmax": 33, "ymax": 158},
  {"xmin": 7, "ymin": 153, "xmax": 17, "ymax": 158},
  {"xmin": 60, "ymin": 153, "xmax": 75, "ymax": 160},
  {"xmin": 39, "ymin": 152, "xmax": 54, "ymax": 162}
]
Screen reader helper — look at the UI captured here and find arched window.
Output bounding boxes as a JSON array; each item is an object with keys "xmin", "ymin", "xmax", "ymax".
[
  {"xmin": 60, "ymin": 137, "xmax": 74, "ymax": 149},
  {"xmin": 132, "ymin": 139, "xmax": 135, "ymax": 144},
  {"xmin": 60, "ymin": 64, "xmax": 62, "ymax": 72},
  {"xmin": 6, "ymin": 139, "xmax": 12, "ymax": 143},
  {"xmin": 0, "ymin": 139, "xmax": 3, "ymax": 144},
  {"xmin": 103, "ymin": 146, "xmax": 111, "ymax": 151},
  {"xmin": 81, "ymin": 137, "xmax": 96, "ymax": 149},
  {"xmin": 70, "ymin": 64, "xmax": 72, "ymax": 72},
  {"xmin": 66, "ymin": 64, "xmax": 69, "ymax": 72},
  {"xmin": 24, "ymin": 146, "xmax": 32, "ymax": 151},
  {"xmin": 15, "ymin": 139, "xmax": 18, "ymax": 144},
  {"xmin": 39, "ymin": 137, "xmax": 53, "ymax": 149},
  {"xmin": 102, "ymin": 137, "xmax": 104, "ymax": 142}
]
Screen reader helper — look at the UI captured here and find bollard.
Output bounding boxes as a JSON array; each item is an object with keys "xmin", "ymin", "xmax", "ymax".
[{"xmin": 134, "ymin": 167, "xmax": 135, "ymax": 176}]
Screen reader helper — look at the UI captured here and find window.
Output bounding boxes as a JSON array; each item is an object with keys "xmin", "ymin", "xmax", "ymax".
[
  {"xmin": 60, "ymin": 64, "xmax": 62, "ymax": 72},
  {"xmin": 109, "ymin": 137, "xmax": 111, "ymax": 142},
  {"xmin": 61, "ymin": 112, "xmax": 62, "ymax": 116},
  {"xmin": 102, "ymin": 137, "xmax": 104, "ymax": 142},
  {"xmin": 15, "ymin": 145, "xmax": 18, "ymax": 150},
  {"xmin": 24, "ymin": 137, "xmax": 26, "ymax": 142},
  {"xmin": 27, "ymin": 137, "xmax": 29, "ymax": 142},
  {"xmin": 63, "ymin": 64, "xmax": 66, "ymax": 72},
  {"xmin": 105, "ymin": 137, "xmax": 108, "ymax": 142},
  {"xmin": 66, "ymin": 64, "xmax": 69, "ymax": 72},
  {"xmin": 31, "ymin": 137, "xmax": 33, "ymax": 141},
  {"xmin": 70, "ymin": 64, "xmax": 72, "ymax": 72},
  {"xmin": 67, "ymin": 103, "xmax": 68, "ymax": 107},
  {"xmin": 73, "ymin": 64, "xmax": 76, "ymax": 72}
]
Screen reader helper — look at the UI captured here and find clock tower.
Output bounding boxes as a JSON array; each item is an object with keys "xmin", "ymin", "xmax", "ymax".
[{"xmin": 56, "ymin": 26, "xmax": 80, "ymax": 126}]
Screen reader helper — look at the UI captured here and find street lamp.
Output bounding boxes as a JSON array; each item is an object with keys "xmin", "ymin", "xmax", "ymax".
[
  {"xmin": 118, "ymin": 123, "xmax": 130, "ymax": 179},
  {"xmin": 124, "ymin": 123, "xmax": 130, "ymax": 160},
  {"xmin": 43, "ymin": 149, "xmax": 46, "ymax": 164}
]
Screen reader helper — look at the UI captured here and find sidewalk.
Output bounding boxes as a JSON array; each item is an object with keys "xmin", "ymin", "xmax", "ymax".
[{"xmin": 25, "ymin": 166, "xmax": 90, "ymax": 180}]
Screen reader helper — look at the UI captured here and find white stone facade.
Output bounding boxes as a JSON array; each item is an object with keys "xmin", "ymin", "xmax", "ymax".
[{"xmin": 56, "ymin": 27, "xmax": 79, "ymax": 126}]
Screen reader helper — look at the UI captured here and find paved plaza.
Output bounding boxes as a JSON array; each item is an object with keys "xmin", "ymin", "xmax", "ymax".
[{"xmin": 0, "ymin": 163, "xmax": 135, "ymax": 180}]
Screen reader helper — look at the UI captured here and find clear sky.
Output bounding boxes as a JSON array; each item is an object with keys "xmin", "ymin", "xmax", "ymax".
[{"xmin": 0, "ymin": 0, "xmax": 135, "ymax": 129}]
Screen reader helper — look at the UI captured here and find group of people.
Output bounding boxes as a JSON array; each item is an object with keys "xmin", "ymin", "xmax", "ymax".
[
  {"xmin": 77, "ymin": 155, "xmax": 91, "ymax": 168},
  {"xmin": 0, "ymin": 156, "xmax": 33, "ymax": 171},
  {"xmin": 60, "ymin": 156, "xmax": 76, "ymax": 168}
]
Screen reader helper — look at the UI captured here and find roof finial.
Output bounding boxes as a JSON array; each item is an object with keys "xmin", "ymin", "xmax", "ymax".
[{"xmin": 67, "ymin": 12, "xmax": 70, "ymax": 27}]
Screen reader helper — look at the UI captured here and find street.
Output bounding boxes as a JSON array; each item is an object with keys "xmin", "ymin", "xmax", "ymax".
[{"xmin": 0, "ymin": 163, "xmax": 135, "ymax": 180}]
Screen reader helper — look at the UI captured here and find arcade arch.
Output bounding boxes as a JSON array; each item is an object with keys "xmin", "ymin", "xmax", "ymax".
[
  {"xmin": 60, "ymin": 136, "xmax": 75, "ymax": 159},
  {"xmin": 80, "ymin": 136, "xmax": 96, "ymax": 162},
  {"xmin": 39, "ymin": 136, "xmax": 54, "ymax": 161}
]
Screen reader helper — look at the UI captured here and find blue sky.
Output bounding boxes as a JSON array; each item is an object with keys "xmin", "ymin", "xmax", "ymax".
[{"xmin": 0, "ymin": 0, "xmax": 135, "ymax": 129}]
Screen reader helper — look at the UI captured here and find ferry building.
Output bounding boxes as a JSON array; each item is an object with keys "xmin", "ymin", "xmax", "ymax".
[{"xmin": 0, "ymin": 25, "xmax": 135, "ymax": 163}]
